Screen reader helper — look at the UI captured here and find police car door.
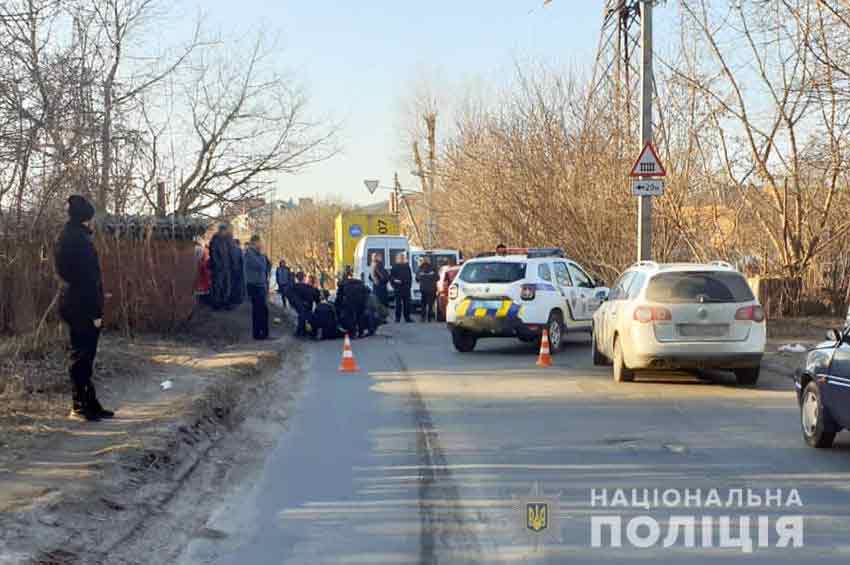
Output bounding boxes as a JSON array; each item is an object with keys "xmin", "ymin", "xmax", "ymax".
[
  {"xmin": 567, "ymin": 262, "xmax": 597, "ymax": 321},
  {"xmin": 552, "ymin": 262, "xmax": 579, "ymax": 322}
]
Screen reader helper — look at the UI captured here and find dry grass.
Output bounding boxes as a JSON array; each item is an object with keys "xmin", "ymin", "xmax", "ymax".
[{"xmin": 766, "ymin": 316, "xmax": 845, "ymax": 339}]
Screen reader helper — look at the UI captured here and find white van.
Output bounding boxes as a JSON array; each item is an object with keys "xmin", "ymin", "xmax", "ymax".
[
  {"xmin": 410, "ymin": 248, "xmax": 461, "ymax": 306},
  {"xmin": 353, "ymin": 235, "xmax": 411, "ymax": 288}
]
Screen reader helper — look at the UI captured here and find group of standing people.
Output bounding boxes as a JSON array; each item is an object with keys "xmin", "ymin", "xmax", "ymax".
[
  {"xmin": 369, "ymin": 252, "xmax": 438, "ymax": 323},
  {"xmin": 197, "ymin": 224, "xmax": 247, "ymax": 310},
  {"xmin": 195, "ymin": 226, "xmax": 273, "ymax": 340}
]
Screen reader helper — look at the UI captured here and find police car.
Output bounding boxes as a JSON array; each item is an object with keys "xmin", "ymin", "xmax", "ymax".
[{"xmin": 445, "ymin": 249, "xmax": 608, "ymax": 352}]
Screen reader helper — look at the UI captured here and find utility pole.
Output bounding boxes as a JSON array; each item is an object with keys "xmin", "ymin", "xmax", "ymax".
[
  {"xmin": 637, "ymin": 0, "xmax": 653, "ymax": 261},
  {"xmin": 395, "ymin": 171, "xmax": 425, "ymax": 247},
  {"xmin": 424, "ymin": 113, "xmax": 437, "ymax": 249}
]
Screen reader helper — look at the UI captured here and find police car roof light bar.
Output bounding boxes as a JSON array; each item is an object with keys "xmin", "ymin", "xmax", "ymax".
[{"xmin": 527, "ymin": 248, "xmax": 565, "ymax": 259}]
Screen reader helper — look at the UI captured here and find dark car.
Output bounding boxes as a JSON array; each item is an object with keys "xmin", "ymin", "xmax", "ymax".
[{"xmin": 793, "ymin": 325, "xmax": 850, "ymax": 448}]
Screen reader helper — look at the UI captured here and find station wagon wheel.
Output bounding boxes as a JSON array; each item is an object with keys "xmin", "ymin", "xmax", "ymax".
[
  {"xmin": 801, "ymin": 381, "xmax": 836, "ymax": 449},
  {"xmin": 613, "ymin": 338, "xmax": 634, "ymax": 383},
  {"xmin": 734, "ymin": 367, "xmax": 760, "ymax": 386},
  {"xmin": 592, "ymin": 324, "xmax": 609, "ymax": 366}
]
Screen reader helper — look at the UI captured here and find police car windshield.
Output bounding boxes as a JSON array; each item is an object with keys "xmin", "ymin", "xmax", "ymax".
[
  {"xmin": 646, "ymin": 271, "xmax": 754, "ymax": 303},
  {"xmin": 459, "ymin": 262, "xmax": 526, "ymax": 284}
]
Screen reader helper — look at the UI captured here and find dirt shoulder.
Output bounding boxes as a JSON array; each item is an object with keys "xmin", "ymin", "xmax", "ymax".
[
  {"xmin": 760, "ymin": 316, "xmax": 845, "ymax": 378},
  {"xmin": 0, "ymin": 303, "xmax": 304, "ymax": 565}
]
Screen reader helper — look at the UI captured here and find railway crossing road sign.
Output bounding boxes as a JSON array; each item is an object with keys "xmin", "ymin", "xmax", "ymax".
[
  {"xmin": 629, "ymin": 141, "xmax": 667, "ymax": 178},
  {"xmin": 631, "ymin": 178, "xmax": 665, "ymax": 196}
]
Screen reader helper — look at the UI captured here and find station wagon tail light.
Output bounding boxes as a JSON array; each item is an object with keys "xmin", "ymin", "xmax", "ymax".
[
  {"xmin": 634, "ymin": 306, "xmax": 672, "ymax": 323},
  {"xmin": 448, "ymin": 284, "xmax": 458, "ymax": 300},
  {"xmin": 521, "ymin": 284, "xmax": 536, "ymax": 301},
  {"xmin": 735, "ymin": 305, "xmax": 765, "ymax": 323}
]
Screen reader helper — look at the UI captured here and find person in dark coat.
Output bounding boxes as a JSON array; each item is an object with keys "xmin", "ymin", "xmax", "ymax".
[
  {"xmin": 244, "ymin": 235, "xmax": 272, "ymax": 340},
  {"xmin": 390, "ymin": 253, "xmax": 414, "ymax": 323},
  {"xmin": 416, "ymin": 260, "xmax": 438, "ymax": 322},
  {"xmin": 275, "ymin": 259, "xmax": 292, "ymax": 308},
  {"xmin": 292, "ymin": 272, "xmax": 319, "ymax": 337},
  {"xmin": 369, "ymin": 253, "xmax": 390, "ymax": 307},
  {"xmin": 208, "ymin": 225, "xmax": 233, "ymax": 310},
  {"xmin": 310, "ymin": 291, "xmax": 343, "ymax": 340},
  {"xmin": 228, "ymin": 238, "xmax": 245, "ymax": 306},
  {"xmin": 55, "ymin": 195, "xmax": 114, "ymax": 422},
  {"xmin": 336, "ymin": 272, "xmax": 372, "ymax": 337}
]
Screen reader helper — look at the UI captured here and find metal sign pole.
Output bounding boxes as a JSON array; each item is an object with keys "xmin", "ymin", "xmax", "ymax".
[{"xmin": 637, "ymin": 0, "xmax": 653, "ymax": 261}]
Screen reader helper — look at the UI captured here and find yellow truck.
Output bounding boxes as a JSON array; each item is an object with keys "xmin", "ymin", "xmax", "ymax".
[{"xmin": 334, "ymin": 212, "xmax": 399, "ymax": 276}]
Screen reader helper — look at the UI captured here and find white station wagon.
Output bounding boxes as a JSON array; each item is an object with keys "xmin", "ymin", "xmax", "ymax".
[{"xmin": 592, "ymin": 261, "xmax": 766, "ymax": 385}]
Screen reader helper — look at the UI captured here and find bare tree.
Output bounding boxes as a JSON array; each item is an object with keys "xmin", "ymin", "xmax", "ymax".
[
  {"xmin": 149, "ymin": 37, "xmax": 339, "ymax": 217},
  {"xmin": 677, "ymin": 0, "xmax": 850, "ymax": 278}
]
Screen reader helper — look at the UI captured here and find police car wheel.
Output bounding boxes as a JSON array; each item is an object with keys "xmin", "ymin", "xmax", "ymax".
[
  {"xmin": 546, "ymin": 312, "xmax": 564, "ymax": 353},
  {"xmin": 452, "ymin": 328, "xmax": 477, "ymax": 353},
  {"xmin": 801, "ymin": 381, "xmax": 836, "ymax": 448},
  {"xmin": 613, "ymin": 338, "xmax": 634, "ymax": 383}
]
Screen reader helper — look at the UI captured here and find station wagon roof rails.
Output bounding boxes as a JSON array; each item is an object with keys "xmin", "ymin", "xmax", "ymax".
[
  {"xmin": 527, "ymin": 248, "xmax": 565, "ymax": 258},
  {"xmin": 709, "ymin": 260, "xmax": 735, "ymax": 269},
  {"xmin": 631, "ymin": 260, "xmax": 660, "ymax": 269}
]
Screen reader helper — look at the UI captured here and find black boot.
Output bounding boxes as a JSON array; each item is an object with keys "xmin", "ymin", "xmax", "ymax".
[
  {"xmin": 69, "ymin": 386, "xmax": 99, "ymax": 421},
  {"xmin": 86, "ymin": 386, "xmax": 114, "ymax": 419}
]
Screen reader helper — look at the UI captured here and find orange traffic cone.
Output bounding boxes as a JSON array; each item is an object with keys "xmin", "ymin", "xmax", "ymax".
[
  {"xmin": 339, "ymin": 333, "xmax": 360, "ymax": 373},
  {"xmin": 536, "ymin": 329, "xmax": 553, "ymax": 368}
]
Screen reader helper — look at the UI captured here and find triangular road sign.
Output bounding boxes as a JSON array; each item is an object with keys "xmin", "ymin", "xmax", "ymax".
[{"xmin": 629, "ymin": 141, "xmax": 666, "ymax": 178}]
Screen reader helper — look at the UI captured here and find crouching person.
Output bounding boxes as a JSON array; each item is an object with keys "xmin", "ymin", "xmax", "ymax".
[
  {"xmin": 311, "ymin": 291, "xmax": 343, "ymax": 340},
  {"xmin": 292, "ymin": 272, "xmax": 319, "ymax": 338}
]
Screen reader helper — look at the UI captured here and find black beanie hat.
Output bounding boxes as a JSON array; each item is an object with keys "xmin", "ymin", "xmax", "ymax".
[{"xmin": 68, "ymin": 195, "xmax": 95, "ymax": 222}]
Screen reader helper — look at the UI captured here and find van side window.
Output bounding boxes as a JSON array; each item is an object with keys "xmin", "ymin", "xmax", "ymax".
[
  {"xmin": 389, "ymin": 249, "xmax": 407, "ymax": 265},
  {"xmin": 538, "ymin": 263, "xmax": 553, "ymax": 282},
  {"xmin": 368, "ymin": 248, "xmax": 385, "ymax": 265}
]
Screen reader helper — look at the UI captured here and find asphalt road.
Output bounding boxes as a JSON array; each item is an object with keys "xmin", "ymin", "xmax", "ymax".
[{"xmin": 180, "ymin": 322, "xmax": 850, "ymax": 564}]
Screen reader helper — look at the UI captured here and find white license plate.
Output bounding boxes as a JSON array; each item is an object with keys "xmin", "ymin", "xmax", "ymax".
[{"xmin": 678, "ymin": 324, "xmax": 728, "ymax": 338}]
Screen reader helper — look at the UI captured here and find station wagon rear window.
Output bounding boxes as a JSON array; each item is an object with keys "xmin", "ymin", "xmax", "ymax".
[
  {"xmin": 459, "ymin": 262, "xmax": 526, "ymax": 284},
  {"xmin": 646, "ymin": 272, "xmax": 754, "ymax": 303}
]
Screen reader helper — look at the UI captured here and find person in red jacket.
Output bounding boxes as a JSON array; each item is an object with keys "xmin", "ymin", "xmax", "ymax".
[{"xmin": 194, "ymin": 242, "xmax": 212, "ymax": 304}]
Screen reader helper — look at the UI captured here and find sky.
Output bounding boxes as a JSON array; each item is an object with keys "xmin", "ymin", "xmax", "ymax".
[{"xmin": 182, "ymin": 1, "xmax": 642, "ymax": 207}]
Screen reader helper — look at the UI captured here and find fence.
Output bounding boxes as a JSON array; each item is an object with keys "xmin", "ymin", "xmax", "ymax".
[{"xmin": 1, "ymin": 217, "xmax": 209, "ymax": 336}]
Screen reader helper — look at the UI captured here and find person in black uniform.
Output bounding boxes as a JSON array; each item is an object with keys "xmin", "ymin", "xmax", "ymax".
[
  {"xmin": 208, "ymin": 225, "xmax": 232, "ymax": 309},
  {"xmin": 311, "ymin": 291, "xmax": 343, "ymax": 340},
  {"xmin": 336, "ymin": 272, "xmax": 372, "ymax": 337},
  {"xmin": 390, "ymin": 253, "xmax": 413, "ymax": 323},
  {"xmin": 416, "ymin": 259, "xmax": 438, "ymax": 322},
  {"xmin": 228, "ymin": 238, "xmax": 245, "ymax": 307},
  {"xmin": 292, "ymin": 272, "xmax": 319, "ymax": 337},
  {"xmin": 55, "ymin": 195, "xmax": 114, "ymax": 422}
]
